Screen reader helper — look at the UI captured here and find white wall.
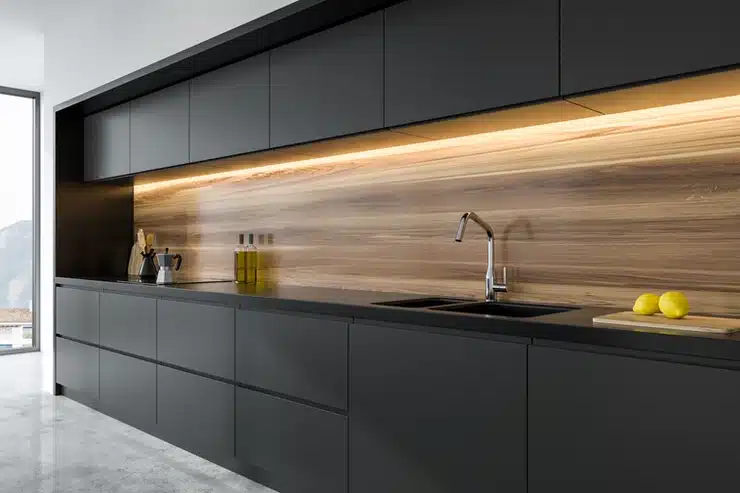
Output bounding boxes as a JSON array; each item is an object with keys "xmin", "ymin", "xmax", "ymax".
[
  {"xmin": 0, "ymin": 0, "xmax": 44, "ymax": 91},
  {"xmin": 41, "ymin": 0, "xmax": 299, "ymax": 393}
]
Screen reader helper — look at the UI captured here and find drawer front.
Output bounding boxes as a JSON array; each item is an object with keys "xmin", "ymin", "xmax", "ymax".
[
  {"xmin": 157, "ymin": 365, "xmax": 234, "ymax": 465},
  {"xmin": 157, "ymin": 299, "xmax": 234, "ymax": 379},
  {"xmin": 236, "ymin": 386, "xmax": 347, "ymax": 493},
  {"xmin": 100, "ymin": 349, "xmax": 156, "ymax": 432},
  {"xmin": 100, "ymin": 293, "xmax": 156, "ymax": 358},
  {"xmin": 236, "ymin": 310, "xmax": 348, "ymax": 409},
  {"xmin": 56, "ymin": 337, "xmax": 99, "ymax": 404},
  {"xmin": 56, "ymin": 287, "xmax": 99, "ymax": 344}
]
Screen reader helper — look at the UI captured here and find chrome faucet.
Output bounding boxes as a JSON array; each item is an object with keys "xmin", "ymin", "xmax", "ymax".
[{"xmin": 455, "ymin": 212, "xmax": 507, "ymax": 301}]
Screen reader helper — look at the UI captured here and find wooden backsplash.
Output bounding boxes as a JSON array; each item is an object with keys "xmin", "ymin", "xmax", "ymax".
[{"xmin": 135, "ymin": 94, "xmax": 740, "ymax": 314}]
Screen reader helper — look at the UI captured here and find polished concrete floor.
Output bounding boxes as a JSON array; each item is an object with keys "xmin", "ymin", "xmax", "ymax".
[{"xmin": 0, "ymin": 352, "xmax": 275, "ymax": 493}]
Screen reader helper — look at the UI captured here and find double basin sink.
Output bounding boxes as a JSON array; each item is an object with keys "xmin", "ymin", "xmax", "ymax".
[{"xmin": 374, "ymin": 297, "xmax": 574, "ymax": 318}]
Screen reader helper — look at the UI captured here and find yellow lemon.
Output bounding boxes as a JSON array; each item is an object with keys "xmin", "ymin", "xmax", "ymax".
[
  {"xmin": 633, "ymin": 293, "xmax": 660, "ymax": 315},
  {"xmin": 659, "ymin": 291, "xmax": 690, "ymax": 319}
]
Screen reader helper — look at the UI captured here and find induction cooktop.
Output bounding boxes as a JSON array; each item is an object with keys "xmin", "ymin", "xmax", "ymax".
[{"xmin": 116, "ymin": 277, "xmax": 233, "ymax": 286}]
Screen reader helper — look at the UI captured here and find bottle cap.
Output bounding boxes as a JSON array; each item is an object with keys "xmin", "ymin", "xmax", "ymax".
[{"xmin": 238, "ymin": 233, "xmax": 244, "ymax": 245}]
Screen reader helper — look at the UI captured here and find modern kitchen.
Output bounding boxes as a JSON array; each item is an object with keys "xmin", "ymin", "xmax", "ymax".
[{"xmin": 54, "ymin": 0, "xmax": 740, "ymax": 492}]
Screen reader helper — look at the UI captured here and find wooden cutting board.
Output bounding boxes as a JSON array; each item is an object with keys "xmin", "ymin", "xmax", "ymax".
[{"xmin": 593, "ymin": 311, "xmax": 740, "ymax": 334}]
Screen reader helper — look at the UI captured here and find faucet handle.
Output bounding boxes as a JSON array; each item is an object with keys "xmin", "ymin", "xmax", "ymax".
[{"xmin": 492, "ymin": 266, "xmax": 508, "ymax": 293}]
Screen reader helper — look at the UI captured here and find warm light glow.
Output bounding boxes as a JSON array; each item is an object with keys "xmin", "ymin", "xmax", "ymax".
[{"xmin": 135, "ymin": 92, "xmax": 740, "ymax": 194}]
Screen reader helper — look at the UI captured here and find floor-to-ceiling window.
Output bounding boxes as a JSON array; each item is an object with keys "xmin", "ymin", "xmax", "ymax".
[{"xmin": 0, "ymin": 87, "xmax": 39, "ymax": 353}]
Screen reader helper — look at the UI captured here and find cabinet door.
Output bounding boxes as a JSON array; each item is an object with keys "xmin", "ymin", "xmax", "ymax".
[
  {"xmin": 157, "ymin": 299, "xmax": 234, "ymax": 379},
  {"xmin": 270, "ymin": 12, "xmax": 383, "ymax": 147},
  {"xmin": 350, "ymin": 324, "xmax": 526, "ymax": 493},
  {"xmin": 56, "ymin": 287, "xmax": 99, "ymax": 344},
  {"xmin": 99, "ymin": 293, "xmax": 156, "ymax": 358},
  {"xmin": 384, "ymin": 0, "xmax": 558, "ymax": 127},
  {"xmin": 130, "ymin": 82, "xmax": 190, "ymax": 173},
  {"xmin": 236, "ymin": 310, "xmax": 347, "ymax": 409},
  {"xmin": 236, "ymin": 387, "xmax": 346, "ymax": 493},
  {"xmin": 528, "ymin": 346, "xmax": 740, "ymax": 493},
  {"xmin": 561, "ymin": 0, "xmax": 740, "ymax": 95},
  {"xmin": 100, "ymin": 349, "xmax": 156, "ymax": 433},
  {"xmin": 56, "ymin": 337, "xmax": 99, "ymax": 406},
  {"xmin": 190, "ymin": 53, "xmax": 270, "ymax": 162},
  {"xmin": 157, "ymin": 365, "xmax": 234, "ymax": 465},
  {"xmin": 83, "ymin": 103, "xmax": 130, "ymax": 180}
]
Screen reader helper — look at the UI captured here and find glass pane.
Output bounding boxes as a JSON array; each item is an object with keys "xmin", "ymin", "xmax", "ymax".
[{"xmin": 0, "ymin": 94, "xmax": 34, "ymax": 350}]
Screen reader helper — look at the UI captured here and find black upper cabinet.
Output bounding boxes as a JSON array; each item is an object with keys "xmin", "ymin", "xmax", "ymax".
[
  {"xmin": 384, "ymin": 0, "xmax": 559, "ymax": 127},
  {"xmin": 235, "ymin": 310, "xmax": 348, "ymax": 409},
  {"xmin": 190, "ymin": 53, "xmax": 270, "ymax": 163},
  {"xmin": 83, "ymin": 103, "xmax": 130, "ymax": 180},
  {"xmin": 99, "ymin": 293, "xmax": 156, "ymax": 359},
  {"xmin": 350, "ymin": 324, "xmax": 527, "ymax": 493},
  {"xmin": 270, "ymin": 12, "xmax": 384, "ymax": 147},
  {"xmin": 561, "ymin": 0, "xmax": 740, "ymax": 95},
  {"xmin": 529, "ymin": 346, "xmax": 740, "ymax": 493},
  {"xmin": 130, "ymin": 82, "xmax": 190, "ymax": 173},
  {"xmin": 56, "ymin": 287, "xmax": 99, "ymax": 344}
]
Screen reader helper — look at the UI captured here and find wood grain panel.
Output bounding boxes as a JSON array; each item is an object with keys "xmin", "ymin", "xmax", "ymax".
[{"xmin": 135, "ymin": 94, "xmax": 740, "ymax": 315}]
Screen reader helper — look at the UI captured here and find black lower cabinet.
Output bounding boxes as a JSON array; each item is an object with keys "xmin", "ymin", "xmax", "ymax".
[
  {"xmin": 528, "ymin": 345, "xmax": 740, "ymax": 493},
  {"xmin": 56, "ymin": 337, "xmax": 99, "ymax": 407},
  {"xmin": 235, "ymin": 387, "xmax": 346, "ymax": 493},
  {"xmin": 99, "ymin": 349, "xmax": 156, "ymax": 433},
  {"xmin": 156, "ymin": 365, "xmax": 235, "ymax": 466},
  {"xmin": 350, "ymin": 324, "xmax": 527, "ymax": 493}
]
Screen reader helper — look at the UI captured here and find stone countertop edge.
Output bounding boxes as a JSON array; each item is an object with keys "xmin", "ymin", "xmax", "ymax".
[{"xmin": 55, "ymin": 276, "xmax": 740, "ymax": 363}]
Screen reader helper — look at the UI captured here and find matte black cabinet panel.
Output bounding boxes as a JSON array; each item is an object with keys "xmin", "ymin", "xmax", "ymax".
[
  {"xmin": 350, "ymin": 324, "xmax": 526, "ymax": 493},
  {"xmin": 561, "ymin": 0, "xmax": 740, "ymax": 95},
  {"xmin": 235, "ymin": 310, "xmax": 347, "ymax": 409},
  {"xmin": 236, "ymin": 387, "xmax": 346, "ymax": 493},
  {"xmin": 270, "ymin": 11, "xmax": 383, "ymax": 147},
  {"xmin": 83, "ymin": 103, "xmax": 130, "ymax": 180},
  {"xmin": 99, "ymin": 293, "xmax": 156, "ymax": 359},
  {"xmin": 384, "ymin": 0, "xmax": 559, "ymax": 127},
  {"xmin": 130, "ymin": 82, "xmax": 190, "ymax": 173},
  {"xmin": 190, "ymin": 53, "xmax": 270, "ymax": 163},
  {"xmin": 99, "ymin": 349, "xmax": 156, "ymax": 432},
  {"xmin": 56, "ymin": 337, "xmax": 99, "ymax": 404},
  {"xmin": 157, "ymin": 365, "xmax": 234, "ymax": 464},
  {"xmin": 56, "ymin": 287, "xmax": 99, "ymax": 344},
  {"xmin": 157, "ymin": 299, "xmax": 234, "ymax": 379},
  {"xmin": 528, "ymin": 346, "xmax": 740, "ymax": 493}
]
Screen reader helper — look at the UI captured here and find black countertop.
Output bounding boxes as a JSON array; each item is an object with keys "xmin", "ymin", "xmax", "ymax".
[{"xmin": 56, "ymin": 276, "xmax": 740, "ymax": 364}]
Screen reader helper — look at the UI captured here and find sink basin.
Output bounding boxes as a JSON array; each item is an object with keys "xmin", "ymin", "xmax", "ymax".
[
  {"xmin": 374, "ymin": 297, "xmax": 473, "ymax": 309},
  {"xmin": 431, "ymin": 301, "xmax": 572, "ymax": 318}
]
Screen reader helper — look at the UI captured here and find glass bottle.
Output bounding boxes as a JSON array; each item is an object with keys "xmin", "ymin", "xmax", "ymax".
[{"xmin": 234, "ymin": 234, "xmax": 247, "ymax": 283}]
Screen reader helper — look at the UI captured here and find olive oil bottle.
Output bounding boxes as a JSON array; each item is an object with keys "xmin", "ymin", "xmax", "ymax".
[
  {"xmin": 245, "ymin": 233, "xmax": 258, "ymax": 284},
  {"xmin": 235, "ymin": 233, "xmax": 258, "ymax": 284},
  {"xmin": 234, "ymin": 234, "xmax": 247, "ymax": 283}
]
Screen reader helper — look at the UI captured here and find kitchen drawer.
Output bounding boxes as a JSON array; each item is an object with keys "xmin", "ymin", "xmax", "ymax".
[
  {"xmin": 236, "ymin": 310, "xmax": 348, "ymax": 409},
  {"xmin": 56, "ymin": 287, "xmax": 99, "ymax": 344},
  {"xmin": 157, "ymin": 299, "xmax": 234, "ymax": 379},
  {"xmin": 100, "ymin": 349, "xmax": 156, "ymax": 433},
  {"xmin": 56, "ymin": 337, "xmax": 99, "ymax": 406},
  {"xmin": 99, "ymin": 292, "xmax": 156, "ymax": 358},
  {"xmin": 157, "ymin": 365, "xmax": 234, "ymax": 465},
  {"xmin": 236, "ymin": 386, "xmax": 346, "ymax": 493}
]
